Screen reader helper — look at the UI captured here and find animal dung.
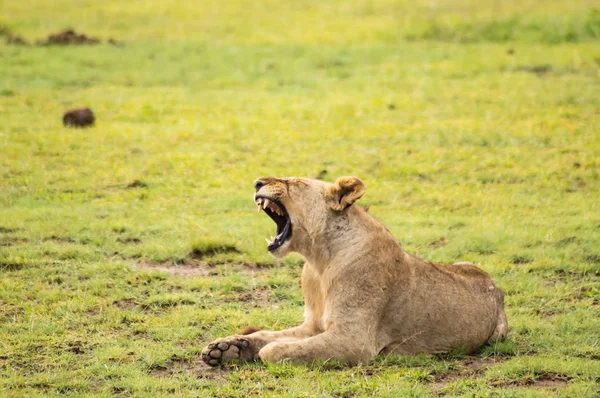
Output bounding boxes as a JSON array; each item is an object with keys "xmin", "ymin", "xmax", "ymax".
[
  {"xmin": 39, "ymin": 29, "xmax": 100, "ymax": 46},
  {"xmin": 63, "ymin": 108, "xmax": 95, "ymax": 128}
]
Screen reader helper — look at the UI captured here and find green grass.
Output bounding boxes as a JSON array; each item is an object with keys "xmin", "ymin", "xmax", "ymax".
[{"xmin": 1, "ymin": 0, "xmax": 600, "ymax": 396}]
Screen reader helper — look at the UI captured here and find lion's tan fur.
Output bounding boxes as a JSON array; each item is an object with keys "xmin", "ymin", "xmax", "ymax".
[{"xmin": 202, "ymin": 176, "xmax": 508, "ymax": 366}]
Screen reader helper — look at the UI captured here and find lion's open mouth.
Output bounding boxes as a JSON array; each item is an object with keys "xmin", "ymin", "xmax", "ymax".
[{"xmin": 255, "ymin": 197, "xmax": 292, "ymax": 251}]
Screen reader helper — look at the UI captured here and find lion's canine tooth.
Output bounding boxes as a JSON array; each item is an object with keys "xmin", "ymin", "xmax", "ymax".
[
  {"xmin": 257, "ymin": 203, "xmax": 262, "ymax": 212},
  {"xmin": 265, "ymin": 238, "xmax": 271, "ymax": 244},
  {"xmin": 264, "ymin": 199, "xmax": 271, "ymax": 209}
]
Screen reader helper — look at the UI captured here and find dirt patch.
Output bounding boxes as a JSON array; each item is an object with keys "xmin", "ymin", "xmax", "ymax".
[
  {"xmin": 514, "ymin": 65, "xmax": 552, "ymax": 76},
  {"xmin": 64, "ymin": 340, "xmax": 87, "ymax": 355},
  {"xmin": 115, "ymin": 299, "xmax": 137, "ymax": 310},
  {"xmin": 429, "ymin": 356, "xmax": 506, "ymax": 393},
  {"xmin": 583, "ymin": 253, "xmax": 600, "ymax": 264},
  {"xmin": 150, "ymin": 356, "xmax": 229, "ymax": 382},
  {"xmin": 0, "ymin": 261, "xmax": 26, "ymax": 271},
  {"xmin": 462, "ymin": 356, "xmax": 505, "ymax": 372},
  {"xmin": 136, "ymin": 254, "xmax": 273, "ymax": 277},
  {"xmin": 0, "ymin": 227, "xmax": 21, "ymax": 233},
  {"xmin": 510, "ymin": 254, "xmax": 533, "ymax": 265},
  {"xmin": 575, "ymin": 351, "xmax": 600, "ymax": 360},
  {"xmin": 0, "ymin": 236, "xmax": 28, "ymax": 246},
  {"xmin": 126, "ymin": 180, "xmax": 148, "ymax": 189},
  {"xmin": 86, "ymin": 305, "xmax": 103, "ymax": 316},
  {"xmin": 316, "ymin": 59, "xmax": 345, "ymax": 68},
  {"xmin": 108, "ymin": 38, "xmax": 124, "ymax": 47},
  {"xmin": 490, "ymin": 371, "xmax": 571, "ymax": 389},
  {"xmin": 429, "ymin": 237, "xmax": 448, "ymax": 248},
  {"xmin": 429, "ymin": 370, "xmax": 464, "ymax": 393},
  {"xmin": 226, "ymin": 286, "xmax": 272, "ymax": 307},
  {"xmin": 554, "ymin": 236, "xmax": 578, "ymax": 247},
  {"xmin": 137, "ymin": 259, "xmax": 214, "ymax": 276},
  {"xmin": 554, "ymin": 267, "xmax": 600, "ymax": 279},
  {"xmin": 237, "ymin": 261, "xmax": 275, "ymax": 270},
  {"xmin": 38, "ymin": 29, "xmax": 100, "ymax": 45},
  {"xmin": 6, "ymin": 35, "xmax": 28, "ymax": 45},
  {"xmin": 117, "ymin": 237, "xmax": 142, "ymax": 245},
  {"xmin": 189, "ymin": 245, "xmax": 240, "ymax": 259},
  {"xmin": 43, "ymin": 235, "xmax": 77, "ymax": 243}
]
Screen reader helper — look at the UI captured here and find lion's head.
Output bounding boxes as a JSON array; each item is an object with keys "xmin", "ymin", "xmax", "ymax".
[{"xmin": 253, "ymin": 176, "xmax": 365, "ymax": 258}]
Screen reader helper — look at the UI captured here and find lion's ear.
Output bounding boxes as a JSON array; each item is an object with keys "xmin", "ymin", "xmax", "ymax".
[{"xmin": 326, "ymin": 176, "xmax": 365, "ymax": 211}]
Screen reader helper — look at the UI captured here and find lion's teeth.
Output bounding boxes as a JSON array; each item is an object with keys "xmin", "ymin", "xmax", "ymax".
[
  {"xmin": 264, "ymin": 199, "xmax": 271, "ymax": 209},
  {"xmin": 265, "ymin": 238, "xmax": 271, "ymax": 244},
  {"xmin": 257, "ymin": 203, "xmax": 263, "ymax": 212}
]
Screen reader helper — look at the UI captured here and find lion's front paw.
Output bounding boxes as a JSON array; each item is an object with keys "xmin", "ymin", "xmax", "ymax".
[
  {"xmin": 258, "ymin": 342, "xmax": 290, "ymax": 364},
  {"xmin": 201, "ymin": 336, "xmax": 257, "ymax": 366}
]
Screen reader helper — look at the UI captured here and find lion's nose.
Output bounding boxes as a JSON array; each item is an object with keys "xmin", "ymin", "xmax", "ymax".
[{"xmin": 254, "ymin": 179, "xmax": 265, "ymax": 192}]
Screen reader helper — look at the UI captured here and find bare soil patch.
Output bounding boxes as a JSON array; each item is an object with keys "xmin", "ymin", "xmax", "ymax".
[
  {"xmin": 189, "ymin": 245, "xmax": 240, "ymax": 259},
  {"xmin": 6, "ymin": 35, "xmax": 28, "ymax": 45},
  {"xmin": 38, "ymin": 29, "xmax": 100, "ymax": 45},
  {"xmin": 0, "ymin": 261, "xmax": 26, "ymax": 271},
  {"xmin": 236, "ymin": 261, "xmax": 275, "ymax": 271},
  {"xmin": 510, "ymin": 254, "xmax": 533, "ymax": 264},
  {"xmin": 226, "ymin": 286, "xmax": 272, "ymax": 307},
  {"xmin": 126, "ymin": 180, "xmax": 148, "ymax": 189},
  {"xmin": 0, "ymin": 236, "xmax": 28, "ymax": 246},
  {"xmin": 116, "ymin": 237, "xmax": 142, "ymax": 244},
  {"xmin": 430, "ymin": 356, "xmax": 507, "ymax": 393},
  {"xmin": 135, "ymin": 256, "xmax": 272, "ymax": 277},
  {"xmin": 137, "ymin": 259, "xmax": 214, "ymax": 276},
  {"xmin": 150, "ymin": 355, "xmax": 229, "ymax": 382},
  {"xmin": 583, "ymin": 253, "xmax": 600, "ymax": 264},
  {"xmin": 489, "ymin": 371, "xmax": 571, "ymax": 389},
  {"xmin": 462, "ymin": 356, "xmax": 509, "ymax": 372},
  {"xmin": 115, "ymin": 298, "xmax": 137, "ymax": 310},
  {"xmin": 429, "ymin": 237, "xmax": 448, "ymax": 248},
  {"xmin": 514, "ymin": 65, "xmax": 552, "ymax": 76},
  {"xmin": 43, "ymin": 235, "xmax": 78, "ymax": 243},
  {"xmin": 0, "ymin": 227, "xmax": 21, "ymax": 233}
]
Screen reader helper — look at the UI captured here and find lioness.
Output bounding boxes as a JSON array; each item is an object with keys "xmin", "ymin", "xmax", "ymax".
[{"xmin": 202, "ymin": 176, "xmax": 508, "ymax": 366}]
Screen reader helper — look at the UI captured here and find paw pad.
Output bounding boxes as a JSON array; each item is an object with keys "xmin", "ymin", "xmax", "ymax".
[{"xmin": 201, "ymin": 338, "xmax": 251, "ymax": 366}]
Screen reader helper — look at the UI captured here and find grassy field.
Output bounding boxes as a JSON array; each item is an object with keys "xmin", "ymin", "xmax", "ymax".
[{"xmin": 1, "ymin": 0, "xmax": 600, "ymax": 396}]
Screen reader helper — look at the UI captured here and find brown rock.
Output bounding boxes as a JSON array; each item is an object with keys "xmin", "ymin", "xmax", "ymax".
[
  {"xmin": 63, "ymin": 108, "xmax": 95, "ymax": 128},
  {"xmin": 39, "ymin": 29, "xmax": 100, "ymax": 46}
]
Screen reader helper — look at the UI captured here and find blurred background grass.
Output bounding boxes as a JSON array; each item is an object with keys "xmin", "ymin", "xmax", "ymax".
[{"xmin": 1, "ymin": 0, "xmax": 599, "ymax": 396}]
